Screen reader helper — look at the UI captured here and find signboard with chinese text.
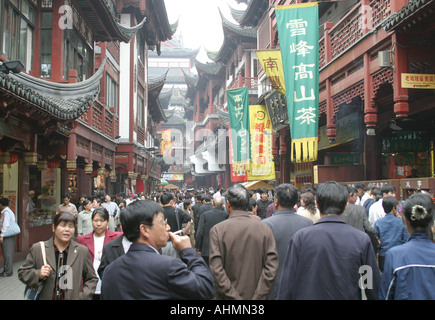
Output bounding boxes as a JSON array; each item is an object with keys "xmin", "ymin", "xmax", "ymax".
[
  {"xmin": 264, "ymin": 90, "xmax": 288, "ymax": 131},
  {"xmin": 227, "ymin": 87, "xmax": 250, "ymax": 182},
  {"xmin": 382, "ymin": 131, "xmax": 426, "ymax": 153},
  {"xmin": 401, "ymin": 73, "xmax": 435, "ymax": 89},
  {"xmin": 276, "ymin": 3, "xmax": 319, "ymax": 163},
  {"xmin": 256, "ymin": 50, "xmax": 286, "ymax": 95},
  {"xmin": 248, "ymin": 105, "xmax": 276, "ymax": 181}
]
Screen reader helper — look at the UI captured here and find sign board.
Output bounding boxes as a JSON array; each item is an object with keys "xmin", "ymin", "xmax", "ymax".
[
  {"xmin": 401, "ymin": 73, "xmax": 435, "ymax": 89},
  {"xmin": 264, "ymin": 90, "xmax": 289, "ymax": 131}
]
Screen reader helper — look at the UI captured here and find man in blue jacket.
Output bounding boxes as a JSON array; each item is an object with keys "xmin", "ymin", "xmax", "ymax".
[
  {"xmin": 277, "ymin": 181, "xmax": 381, "ymax": 300},
  {"xmin": 100, "ymin": 200, "xmax": 215, "ymax": 300}
]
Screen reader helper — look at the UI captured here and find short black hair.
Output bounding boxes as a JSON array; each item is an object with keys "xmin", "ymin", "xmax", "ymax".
[
  {"xmin": 121, "ymin": 200, "xmax": 163, "ymax": 242},
  {"xmin": 382, "ymin": 196, "xmax": 399, "ymax": 213},
  {"xmin": 274, "ymin": 184, "xmax": 298, "ymax": 208},
  {"xmin": 160, "ymin": 192, "xmax": 174, "ymax": 205},
  {"xmin": 53, "ymin": 212, "xmax": 76, "ymax": 231},
  {"xmin": 316, "ymin": 181, "xmax": 348, "ymax": 215},
  {"xmin": 92, "ymin": 207, "xmax": 110, "ymax": 221},
  {"xmin": 0, "ymin": 197, "xmax": 9, "ymax": 207}
]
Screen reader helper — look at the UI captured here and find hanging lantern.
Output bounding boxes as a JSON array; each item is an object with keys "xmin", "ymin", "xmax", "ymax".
[
  {"xmin": 8, "ymin": 152, "xmax": 18, "ymax": 165},
  {"xmin": 47, "ymin": 158, "xmax": 60, "ymax": 169}
]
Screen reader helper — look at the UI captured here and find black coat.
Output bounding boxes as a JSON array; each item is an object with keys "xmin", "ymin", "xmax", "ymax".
[
  {"xmin": 100, "ymin": 243, "xmax": 215, "ymax": 300},
  {"xmin": 195, "ymin": 208, "xmax": 229, "ymax": 257}
]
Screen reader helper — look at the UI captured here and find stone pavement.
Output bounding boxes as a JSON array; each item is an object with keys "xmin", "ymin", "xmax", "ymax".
[{"xmin": 0, "ymin": 260, "xmax": 26, "ymax": 300}]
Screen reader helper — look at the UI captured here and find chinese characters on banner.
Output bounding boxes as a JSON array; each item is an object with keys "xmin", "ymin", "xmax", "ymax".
[
  {"xmin": 275, "ymin": 3, "xmax": 319, "ymax": 163},
  {"xmin": 256, "ymin": 50, "xmax": 286, "ymax": 95},
  {"xmin": 160, "ymin": 129, "xmax": 172, "ymax": 157},
  {"xmin": 227, "ymin": 87, "xmax": 250, "ymax": 182},
  {"xmin": 248, "ymin": 105, "xmax": 276, "ymax": 181}
]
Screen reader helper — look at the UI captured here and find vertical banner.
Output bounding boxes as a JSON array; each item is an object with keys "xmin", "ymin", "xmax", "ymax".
[
  {"xmin": 248, "ymin": 105, "xmax": 276, "ymax": 181},
  {"xmin": 275, "ymin": 3, "xmax": 319, "ymax": 163},
  {"xmin": 227, "ymin": 87, "xmax": 250, "ymax": 182},
  {"xmin": 256, "ymin": 50, "xmax": 286, "ymax": 95},
  {"xmin": 161, "ymin": 129, "xmax": 172, "ymax": 156}
]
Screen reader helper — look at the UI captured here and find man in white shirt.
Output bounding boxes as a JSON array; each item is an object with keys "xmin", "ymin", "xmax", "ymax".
[
  {"xmin": 0, "ymin": 198, "xmax": 17, "ymax": 277},
  {"xmin": 368, "ymin": 184, "xmax": 396, "ymax": 227},
  {"xmin": 360, "ymin": 183, "xmax": 376, "ymax": 207}
]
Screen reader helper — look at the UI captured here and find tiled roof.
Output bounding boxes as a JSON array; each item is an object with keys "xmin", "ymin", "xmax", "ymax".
[
  {"xmin": 76, "ymin": 0, "xmax": 147, "ymax": 43},
  {"xmin": 194, "ymin": 58, "xmax": 224, "ymax": 76},
  {"xmin": 0, "ymin": 58, "xmax": 106, "ymax": 121},
  {"xmin": 382, "ymin": 0, "xmax": 435, "ymax": 32},
  {"xmin": 219, "ymin": 8, "xmax": 257, "ymax": 39}
]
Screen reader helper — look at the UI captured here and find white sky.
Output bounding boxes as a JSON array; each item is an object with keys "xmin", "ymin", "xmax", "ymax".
[{"xmin": 163, "ymin": 0, "xmax": 247, "ymax": 52}]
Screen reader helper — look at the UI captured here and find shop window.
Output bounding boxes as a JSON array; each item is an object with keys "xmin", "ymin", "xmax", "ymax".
[
  {"xmin": 137, "ymin": 95, "xmax": 144, "ymax": 127},
  {"xmin": 28, "ymin": 166, "xmax": 61, "ymax": 227},
  {"xmin": 40, "ymin": 11, "xmax": 52, "ymax": 78},
  {"xmin": 63, "ymin": 28, "xmax": 92, "ymax": 81},
  {"xmin": 105, "ymin": 74, "xmax": 119, "ymax": 114},
  {"xmin": 2, "ymin": 0, "xmax": 35, "ymax": 69},
  {"xmin": 381, "ymin": 131, "xmax": 429, "ymax": 179}
]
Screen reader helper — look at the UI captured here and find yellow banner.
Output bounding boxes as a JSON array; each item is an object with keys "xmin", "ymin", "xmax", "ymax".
[
  {"xmin": 256, "ymin": 50, "xmax": 286, "ymax": 95},
  {"xmin": 248, "ymin": 105, "xmax": 276, "ymax": 181},
  {"xmin": 161, "ymin": 129, "xmax": 172, "ymax": 156}
]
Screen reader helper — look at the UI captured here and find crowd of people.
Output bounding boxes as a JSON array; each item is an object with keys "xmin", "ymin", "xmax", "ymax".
[{"xmin": 0, "ymin": 180, "xmax": 434, "ymax": 300}]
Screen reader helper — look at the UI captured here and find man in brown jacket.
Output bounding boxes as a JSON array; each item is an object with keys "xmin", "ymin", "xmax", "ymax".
[{"xmin": 209, "ymin": 184, "xmax": 279, "ymax": 300}]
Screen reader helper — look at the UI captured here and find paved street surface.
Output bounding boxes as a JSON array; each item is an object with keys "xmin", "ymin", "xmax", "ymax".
[{"xmin": 0, "ymin": 260, "xmax": 26, "ymax": 300}]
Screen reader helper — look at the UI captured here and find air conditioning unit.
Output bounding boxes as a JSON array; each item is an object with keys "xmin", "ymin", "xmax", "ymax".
[{"xmin": 378, "ymin": 51, "xmax": 392, "ymax": 68}]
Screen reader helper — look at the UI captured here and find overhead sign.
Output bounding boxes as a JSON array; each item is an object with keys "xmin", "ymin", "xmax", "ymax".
[{"xmin": 401, "ymin": 73, "xmax": 435, "ymax": 89}]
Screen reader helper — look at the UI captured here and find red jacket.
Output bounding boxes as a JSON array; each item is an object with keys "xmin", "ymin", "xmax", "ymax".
[{"xmin": 78, "ymin": 230, "xmax": 123, "ymax": 262}]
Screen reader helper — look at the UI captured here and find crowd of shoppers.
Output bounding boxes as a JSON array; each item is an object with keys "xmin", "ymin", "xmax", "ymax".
[{"xmin": 0, "ymin": 179, "xmax": 433, "ymax": 300}]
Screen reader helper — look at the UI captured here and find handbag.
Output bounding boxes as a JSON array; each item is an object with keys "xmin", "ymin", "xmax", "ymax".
[
  {"xmin": 24, "ymin": 241, "xmax": 47, "ymax": 300},
  {"xmin": 2, "ymin": 218, "xmax": 21, "ymax": 237}
]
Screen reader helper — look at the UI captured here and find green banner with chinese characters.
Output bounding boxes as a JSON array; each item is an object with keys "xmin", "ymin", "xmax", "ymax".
[
  {"xmin": 227, "ymin": 87, "xmax": 250, "ymax": 182},
  {"xmin": 276, "ymin": 3, "xmax": 319, "ymax": 163}
]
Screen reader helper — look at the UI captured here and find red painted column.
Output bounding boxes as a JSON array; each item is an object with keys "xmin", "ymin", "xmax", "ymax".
[
  {"xmin": 51, "ymin": 0, "xmax": 64, "ymax": 82},
  {"xmin": 392, "ymin": 33, "xmax": 409, "ymax": 118},
  {"xmin": 363, "ymin": 53, "xmax": 377, "ymax": 128},
  {"xmin": 324, "ymin": 22, "xmax": 334, "ymax": 64},
  {"xmin": 326, "ymin": 79, "xmax": 336, "ymax": 141}
]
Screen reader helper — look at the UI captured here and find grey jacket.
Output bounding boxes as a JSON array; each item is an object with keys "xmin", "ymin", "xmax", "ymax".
[{"xmin": 262, "ymin": 208, "xmax": 313, "ymax": 299}]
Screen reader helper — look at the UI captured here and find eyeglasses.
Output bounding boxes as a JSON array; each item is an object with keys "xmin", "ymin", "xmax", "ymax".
[{"xmin": 152, "ymin": 218, "xmax": 168, "ymax": 227}]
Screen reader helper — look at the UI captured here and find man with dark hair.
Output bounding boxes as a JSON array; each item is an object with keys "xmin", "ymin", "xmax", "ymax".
[
  {"xmin": 194, "ymin": 194, "xmax": 212, "ymax": 240},
  {"xmin": 100, "ymin": 200, "xmax": 215, "ymax": 300},
  {"xmin": 369, "ymin": 184, "xmax": 396, "ymax": 227},
  {"xmin": 342, "ymin": 186, "xmax": 379, "ymax": 252},
  {"xmin": 195, "ymin": 197, "xmax": 228, "ymax": 265},
  {"xmin": 256, "ymin": 189, "xmax": 272, "ymax": 220},
  {"xmin": 160, "ymin": 192, "xmax": 192, "ymax": 258},
  {"xmin": 262, "ymin": 184, "xmax": 313, "ymax": 299},
  {"xmin": 209, "ymin": 184, "xmax": 278, "ymax": 299},
  {"xmin": 374, "ymin": 196, "xmax": 408, "ymax": 271},
  {"xmin": 56, "ymin": 193, "xmax": 78, "ymax": 217},
  {"xmin": 0, "ymin": 198, "xmax": 18, "ymax": 277},
  {"xmin": 278, "ymin": 181, "xmax": 381, "ymax": 300}
]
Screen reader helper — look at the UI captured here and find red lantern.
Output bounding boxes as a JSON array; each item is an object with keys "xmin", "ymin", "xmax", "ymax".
[
  {"xmin": 8, "ymin": 152, "xmax": 18, "ymax": 165},
  {"xmin": 47, "ymin": 158, "xmax": 60, "ymax": 169}
]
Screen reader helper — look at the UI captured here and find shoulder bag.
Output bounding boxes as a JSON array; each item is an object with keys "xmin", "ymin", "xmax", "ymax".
[
  {"xmin": 24, "ymin": 241, "xmax": 47, "ymax": 300},
  {"xmin": 2, "ymin": 215, "xmax": 21, "ymax": 238}
]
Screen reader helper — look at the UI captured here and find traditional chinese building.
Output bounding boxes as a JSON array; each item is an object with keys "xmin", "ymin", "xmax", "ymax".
[
  {"xmin": 149, "ymin": 35, "xmax": 199, "ymax": 188},
  {"xmin": 181, "ymin": 8, "xmax": 259, "ymax": 189},
  {"xmin": 0, "ymin": 0, "xmax": 172, "ymax": 263},
  {"xmin": 238, "ymin": 0, "xmax": 435, "ymax": 197}
]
